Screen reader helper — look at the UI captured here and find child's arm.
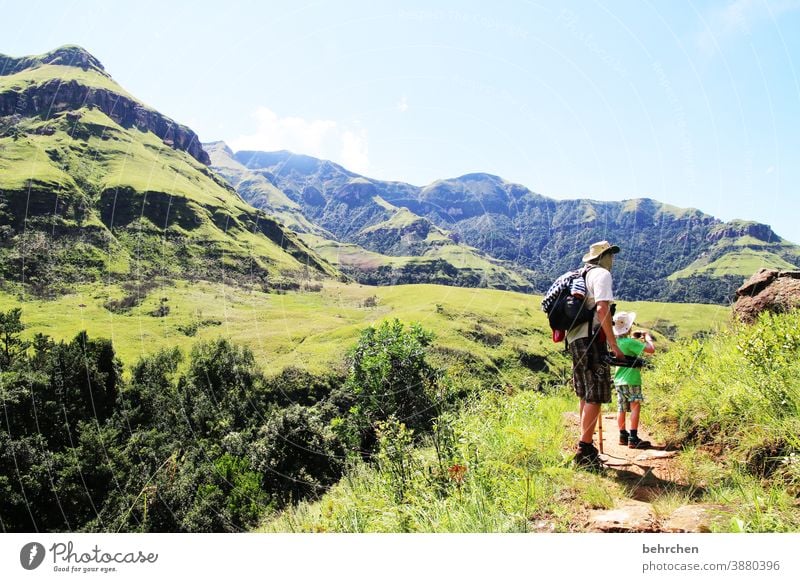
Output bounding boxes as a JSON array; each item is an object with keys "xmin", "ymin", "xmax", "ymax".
[{"xmin": 642, "ymin": 332, "xmax": 655, "ymax": 355}]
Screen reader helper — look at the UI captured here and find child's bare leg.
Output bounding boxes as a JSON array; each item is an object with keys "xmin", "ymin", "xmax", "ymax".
[{"xmin": 630, "ymin": 401, "xmax": 641, "ymax": 431}]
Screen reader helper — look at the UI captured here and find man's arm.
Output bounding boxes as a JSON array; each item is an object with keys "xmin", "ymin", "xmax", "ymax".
[{"xmin": 596, "ymin": 300, "xmax": 624, "ymax": 359}]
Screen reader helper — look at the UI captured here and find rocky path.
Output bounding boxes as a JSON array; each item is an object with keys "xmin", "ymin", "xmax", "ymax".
[{"xmin": 564, "ymin": 412, "xmax": 730, "ymax": 533}]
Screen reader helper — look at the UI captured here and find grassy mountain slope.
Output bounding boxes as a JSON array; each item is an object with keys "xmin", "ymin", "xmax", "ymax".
[
  {"xmin": 0, "ymin": 47, "xmax": 337, "ymax": 295},
  {"xmin": 669, "ymin": 221, "xmax": 800, "ymax": 279}
]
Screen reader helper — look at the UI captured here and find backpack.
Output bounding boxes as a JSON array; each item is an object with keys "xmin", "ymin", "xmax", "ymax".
[{"xmin": 541, "ymin": 265, "xmax": 596, "ymax": 337}]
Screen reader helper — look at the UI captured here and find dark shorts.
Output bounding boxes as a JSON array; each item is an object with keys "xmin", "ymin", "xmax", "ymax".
[{"xmin": 568, "ymin": 336, "xmax": 612, "ymax": 404}]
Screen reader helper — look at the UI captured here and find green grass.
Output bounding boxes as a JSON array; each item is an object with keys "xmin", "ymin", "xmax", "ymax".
[
  {"xmin": 0, "ymin": 281, "xmax": 728, "ymax": 377},
  {"xmin": 668, "ymin": 231, "xmax": 800, "ymax": 280},
  {"xmin": 1, "ymin": 107, "xmax": 332, "ymax": 280},
  {"xmin": 656, "ymin": 204, "xmax": 706, "ymax": 220},
  {"xmin": 670, "ymin": 248, "xmax": 798, "ymax": 279},
  {"xmin": 260, "ymin": 389, "xmax": 619, "ymax": 532},
  {"xmin": 358, "ymin": 206, "xmax": 425, "ymax": 234},
  {"xmin": 372, "ymin": 195, "xmax": 398, "ymax": 211},
  {"xmin": 0, "ymin": 132, "xmax": 78, "ymax": 192},
  {"xmin": 642, "ymin": 309, "xmax": 800, "ymax": 531}
]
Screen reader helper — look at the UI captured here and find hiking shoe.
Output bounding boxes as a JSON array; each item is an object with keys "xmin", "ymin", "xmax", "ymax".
[
  {"xmin": 619, "ymin": 430, "xmax": 630, "ymax": 445},
  {"xmin": 574, "ymin": 441, "xmax": 601, "ymax": 467},
  {"xmin": 628, "ymin": 437, "xmax": 651, "ymax": 449}
]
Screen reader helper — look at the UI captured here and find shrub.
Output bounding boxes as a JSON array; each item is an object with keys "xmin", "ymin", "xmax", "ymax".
[
  {"xmin": 179, "ymin": 338, "xmax": 266, "ymax": 437},
  {"xmin": 150, "ymin": 297, "xmax": 170, "ymax": 317},
  {"xmin": 337, "ymin": 319, "xmax": 439, "ymax": 454},
  {"xmin": 249, "ymin": 405, "xmax": 345, "ymax": 504}
]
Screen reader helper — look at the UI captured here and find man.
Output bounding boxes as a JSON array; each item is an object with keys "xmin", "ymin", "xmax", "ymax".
[{"xmin": 567, "ymin": 241, "xmax": 625, "ymax": 467}]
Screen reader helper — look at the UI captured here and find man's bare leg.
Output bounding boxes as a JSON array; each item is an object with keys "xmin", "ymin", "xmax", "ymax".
[{"xmin": 581, "ymin": 402, "xmax": 600, "ymax": 444}]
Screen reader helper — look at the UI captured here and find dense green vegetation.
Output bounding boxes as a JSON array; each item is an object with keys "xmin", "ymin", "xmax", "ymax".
[
  {"xmin": 260, "ymin": 309, "xmax": 800, "ymax": 533},
  {"xmin": 2, "ymin": 296, "xmax": 798, "ymax": 533},
  {"xmin": 645, "ymin": 310, "xmax": 800, "ymax": 531},
  {"xmin": 0, "ymin": 312, "xmax": 442, "ymax": 531}
]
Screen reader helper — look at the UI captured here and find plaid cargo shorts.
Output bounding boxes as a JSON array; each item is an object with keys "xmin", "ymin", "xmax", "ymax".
[
  {"xmin": 568, "ymin": 336, "xmax": 612, "ymax": 404},
  {"xmin": 615, "ymin": 383, "xmax": 644, "ymax": 412}
]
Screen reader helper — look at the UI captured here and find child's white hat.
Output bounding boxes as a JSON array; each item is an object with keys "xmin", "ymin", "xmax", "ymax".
[{"xmin": 613, "ymin": 311, "xmax": 636, "ymax": 336}]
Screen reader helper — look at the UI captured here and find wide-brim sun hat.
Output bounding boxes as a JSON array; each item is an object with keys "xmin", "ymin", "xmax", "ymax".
[
  {"xmin": 582, "ymin": 240, "xmax": 620, "ymax": 263},
  {"xmin": 613, "ymin": 311, "xmax": 637, "ymax": 337}
]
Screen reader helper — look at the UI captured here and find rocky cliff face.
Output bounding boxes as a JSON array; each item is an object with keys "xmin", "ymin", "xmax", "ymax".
[
  {"xmin": 708, "ymin": 222, "xmax": 776, "ymax": 243},
  {"xmin": 0, "ymin": 47, "xmax": 209, "ymax": 165},
  {"xmin": 0, "ymin": 45, "xmax": 106, "ymax": 76}
]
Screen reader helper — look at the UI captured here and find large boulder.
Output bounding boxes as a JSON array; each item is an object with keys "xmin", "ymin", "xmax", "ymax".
[{"xmin": 733, "ymin": 268, "xmax": 800, "ymax": 323}]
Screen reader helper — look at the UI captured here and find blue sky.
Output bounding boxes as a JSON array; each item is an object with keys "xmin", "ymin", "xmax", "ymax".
[{"xmin": 3, "ymin": 0, "xmax": 799, "ymax": 242}]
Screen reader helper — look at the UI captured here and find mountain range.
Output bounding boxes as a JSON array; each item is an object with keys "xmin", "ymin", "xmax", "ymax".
[
  {"xmin": 1, "ymin": 45, "xmax": 798, "ymax": 304},
  {"xmin": 210, "ymin": 147, "xmax": 800, "ymax": 303}
]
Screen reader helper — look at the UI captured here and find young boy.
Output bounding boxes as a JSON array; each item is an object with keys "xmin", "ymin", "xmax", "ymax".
[{"xmin": 612, "ymin": 311, "xmax": 655, "ymax": 449}]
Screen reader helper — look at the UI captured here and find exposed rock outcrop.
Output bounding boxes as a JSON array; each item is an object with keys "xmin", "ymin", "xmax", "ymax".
[
  {"xmin": 0, "ymin": 46, "xmax": 209, "ymax": 165},
  {"xmin": 707, "ymin": 221, "xmax": 777, "ymax": 243},
  {"xmin": 0, "ymin": 80, "xmax": 209, "ymax": 165},
  {"xmin": 0, "ymin": 45, "xmax": 107, "ymax": 77},
  {"xmin": 733, "ymin": 268, "xmax": 800, "ymax": 323}
]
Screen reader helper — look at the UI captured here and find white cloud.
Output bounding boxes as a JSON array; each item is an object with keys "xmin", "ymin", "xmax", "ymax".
[
  {"xmin": 397, "ymin": 95, "xmax": 409, "ymax": 113},
  {"xmin": 340, "ymin": 129, "xmax": 369, "ymax": 174},
  {"xmin": 766, "ymin": 165, "xmax": 775, "ymax": 174},
  {"xmin": 229, "ymin": 107, "xmax": 369, "ymax": 173}
]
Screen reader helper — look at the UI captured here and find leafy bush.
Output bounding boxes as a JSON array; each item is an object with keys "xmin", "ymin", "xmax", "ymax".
[
  {"xmin": 337, "ymin": 319, "xmax": 439, "ymax": 453},
  {"xmin": 176, "ymin": 317, "xmax": 222, "ymax": 336},
  {"xmin": 150, "ymin": 297, "xmax": 170, "ymax": 317},
  {"xmin": 261, "ymin": 390, "xmax": 586, "ymax": 533},
  {"xmin": 249, "ymin": 405, "xmax": 345, "ymax": 505},
  {"xmin": 179, "ymin": 338, "xmax": 267, "ymax": 438}
]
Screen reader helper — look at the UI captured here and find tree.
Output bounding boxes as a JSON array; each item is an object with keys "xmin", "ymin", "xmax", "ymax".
[
  {"xmin": 0, "ymin": 308, "xmax": 28, "ymax": 369},
  {"xmin": 339, "ymin": 319, "xmax": 438, "ymax": 453}
]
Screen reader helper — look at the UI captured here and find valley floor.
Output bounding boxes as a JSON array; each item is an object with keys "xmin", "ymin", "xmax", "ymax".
[{"xmin": 0, "ymin": 279, "xmax": 729, "ymax": 374}]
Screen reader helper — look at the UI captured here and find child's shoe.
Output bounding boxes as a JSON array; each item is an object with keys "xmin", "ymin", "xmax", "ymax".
[
  {"xmin": 618, "ymin": 430, "xmax": 630, "ymax": 445},
  {"xmin": 628, "ymin": 436, "xmax": 651, "ymax": 449}
]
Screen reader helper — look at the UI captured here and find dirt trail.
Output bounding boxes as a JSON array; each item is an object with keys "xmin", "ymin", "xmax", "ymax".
[{"xmin": 564, "ymin": 411, "xmax": 729, "ymax": 532}]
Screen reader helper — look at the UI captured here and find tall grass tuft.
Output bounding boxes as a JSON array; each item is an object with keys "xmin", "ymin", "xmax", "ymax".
[{"xmin": 646, "ymin": 309, "xmax": 800, "ymax": 531}]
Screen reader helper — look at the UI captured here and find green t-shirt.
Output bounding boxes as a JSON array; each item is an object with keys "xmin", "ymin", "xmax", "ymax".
[{"xmin": 614, "ymin": 337, "xmax": 646, "ymax": 386}]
